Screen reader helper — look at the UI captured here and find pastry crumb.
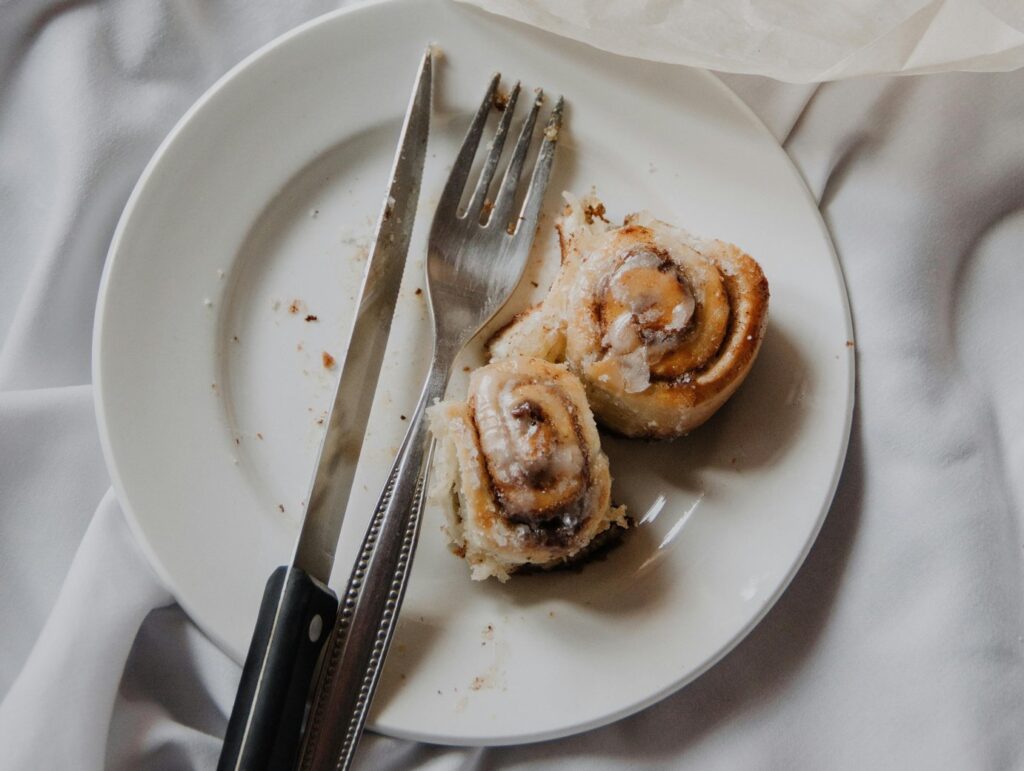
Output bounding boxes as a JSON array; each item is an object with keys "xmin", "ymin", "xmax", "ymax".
[
  {"xmin": 582, "ymin": 201, "xmax": 608, "ymax": 224},
  {"xmin": 322, "ymin": 351, "xmax": 336, "ymax": 369},
  {"xmin": 305, "ymin": 314, "xmax": 318, "ymax": 322}
]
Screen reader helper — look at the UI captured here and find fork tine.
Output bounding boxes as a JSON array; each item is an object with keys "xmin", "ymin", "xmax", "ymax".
[
  {"xmin": 436, "ymin": 73, "xmax": 501, "ymax": 217},
  {"xmin": 466, "ymin": 82, "xmax": 521, "ymax": 222},
  {"xmin": 489, "ymin": 89, "xmax": 544, "ymax": 231},
  {"xmin": 511, "ymin": 96, "xmax": 563, "ymax": 238}
]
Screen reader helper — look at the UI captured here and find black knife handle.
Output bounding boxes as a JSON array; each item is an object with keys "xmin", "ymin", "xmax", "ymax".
[{"xmin": 218, "ymin": 566, "xmax": 338, "ymax": 771}]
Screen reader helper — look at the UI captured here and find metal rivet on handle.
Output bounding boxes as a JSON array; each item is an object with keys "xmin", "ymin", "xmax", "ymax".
[{"xmin": 309, "ymin": 614, "xmax": 323, "ymax": 642}]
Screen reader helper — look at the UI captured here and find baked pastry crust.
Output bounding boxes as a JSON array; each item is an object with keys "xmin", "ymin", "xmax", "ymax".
[{"xmin": 490, "ymin": 193, "xmax": 769, "ymax": 439}]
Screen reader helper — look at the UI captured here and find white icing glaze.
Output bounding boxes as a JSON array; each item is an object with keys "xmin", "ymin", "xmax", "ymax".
[
  {"xmin": 617, "ymin": 347, "xmax": 652, "ymax": 394},
  {"xmin": 588, "ymin": 243, "xmax": 697, "ymax": 390},
  {"xmin": 667, "ymin": 296, "xmax": 696, "ymax": 330},
  {"xmin": 601, "ymin": 311, "xmax": 640, "ymax": 353},
  {"xmin": 472, "ymin": 368, "xmax": 585, "ymax": 517}
]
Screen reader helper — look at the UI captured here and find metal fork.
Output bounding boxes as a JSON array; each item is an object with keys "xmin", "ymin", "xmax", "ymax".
[{"xmin": 299, "ymin": 75, "xmax": 563, "ymax": 771}]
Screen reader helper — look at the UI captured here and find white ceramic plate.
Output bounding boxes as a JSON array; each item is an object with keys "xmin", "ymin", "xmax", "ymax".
[{"xmin": 94, "ymin": 0, "xmax": 854, "ymax": 746}]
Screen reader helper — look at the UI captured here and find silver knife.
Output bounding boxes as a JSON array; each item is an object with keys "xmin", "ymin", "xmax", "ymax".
[{"xmin": 217, "ymin": 48, "xmax": 432, "ymax": 771}]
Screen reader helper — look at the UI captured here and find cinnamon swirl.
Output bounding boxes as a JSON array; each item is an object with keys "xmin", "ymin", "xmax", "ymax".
[
  {"xmin": 490, "ymin": 193, "xmax": 769, "ymax": 438},
  {"xmin": 428, "ymin": 356, "xmax": 627, "ymax": 582}
]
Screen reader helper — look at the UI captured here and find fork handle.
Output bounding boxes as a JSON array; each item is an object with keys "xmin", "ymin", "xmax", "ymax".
[{"xmin": 298, "ymin": 361, "xmax": 447, "ymax": 771}]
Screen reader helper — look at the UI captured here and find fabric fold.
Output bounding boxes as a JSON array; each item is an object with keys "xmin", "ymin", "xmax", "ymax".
[{"xmin": 0, "ymin": 491, "xmax": 173, "ymax": 771}]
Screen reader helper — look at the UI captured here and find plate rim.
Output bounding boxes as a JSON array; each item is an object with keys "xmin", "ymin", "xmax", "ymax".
[{"xmin": 92, "ymin": 0, "xmax": 856, "ymax": 747}]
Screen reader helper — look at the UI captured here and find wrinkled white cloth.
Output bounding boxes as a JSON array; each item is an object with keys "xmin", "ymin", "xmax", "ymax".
[
  {"xmin": 461, "ymin": 0, "xmax": 1024, "ymax": 82},
  {"xmin": 2, "ymin": 2, "xmax": 1024, "ymax": 770}
]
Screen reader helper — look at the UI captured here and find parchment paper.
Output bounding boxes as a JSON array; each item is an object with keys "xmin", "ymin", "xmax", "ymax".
[{"xmin": 460, "ymin": 0, "xmax": 1024, "ymax": 81}]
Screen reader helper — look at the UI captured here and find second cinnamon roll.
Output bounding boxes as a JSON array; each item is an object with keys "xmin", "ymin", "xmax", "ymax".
[{"xmin": 428, "ymin": 356, "xmax": 627, "ymax": 582}]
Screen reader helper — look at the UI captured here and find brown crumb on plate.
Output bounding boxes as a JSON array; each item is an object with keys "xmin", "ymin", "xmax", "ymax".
[{"xmin": 322, "ymin": 351, "xmax": 336, "ymax": 369}]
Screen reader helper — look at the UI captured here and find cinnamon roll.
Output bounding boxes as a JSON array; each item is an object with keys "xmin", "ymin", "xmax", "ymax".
[
  {"xmin": 490, "ymin": 193, "xmax": 769, "ymax": 438},
  {"xmin": 428, "ymin": 356, "xmax": 627, "ymax": 582}
]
